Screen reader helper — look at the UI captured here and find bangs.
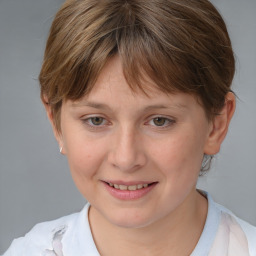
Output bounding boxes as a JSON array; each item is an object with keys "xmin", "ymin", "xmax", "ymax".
[
  {"xmin": 41, "ymin": 0, "xmax": 202, "ymax": 105},
  {"xmin": 67, "ymin": 24, "xmax": 190, "ymax": 101}
]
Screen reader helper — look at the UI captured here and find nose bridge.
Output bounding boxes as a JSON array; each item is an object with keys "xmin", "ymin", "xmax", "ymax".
[{"xmin": 109, "ymin": 124, "xmax": 146, "ymax": 171}]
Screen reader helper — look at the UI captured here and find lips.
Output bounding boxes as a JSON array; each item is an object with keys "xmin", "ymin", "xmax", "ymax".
[
  {"xmin": 108, "ymin": 182, "xmax": 149, "ymax": 191},
  {"xmin": 102, "ymin": 181, "xmax": 157, "ymax": 200}
]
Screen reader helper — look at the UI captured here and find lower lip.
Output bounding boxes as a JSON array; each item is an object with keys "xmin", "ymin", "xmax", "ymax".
[{"xmin": 103, "ymin": 182, "xmax": 157, "ymax": 200}]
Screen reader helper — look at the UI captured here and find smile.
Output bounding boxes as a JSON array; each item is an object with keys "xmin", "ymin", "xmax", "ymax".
[
  {"xmin": 107, "ymin": 183, "xmax": 149, "ymax": 191},
  {"xmin": 103, "ymin": 181, "xmax": 157, "ymax": 200}
]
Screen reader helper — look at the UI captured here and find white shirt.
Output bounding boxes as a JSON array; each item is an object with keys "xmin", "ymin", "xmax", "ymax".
[{"xmin": 2, "ymin": 192, "xmax": 256, "ymax": 256}]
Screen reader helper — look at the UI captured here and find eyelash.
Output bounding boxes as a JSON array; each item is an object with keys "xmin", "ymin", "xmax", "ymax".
[
  {"xmin": 81, "ymin": 116, "xmax": 110, "ymax": 130},
  {"xmin": 81, "ymin": 116, "xmax": 175, "ymax": 131},
  {"xmin": 146, "ymin": 116, "xmax": 175, "ymax": 129}
]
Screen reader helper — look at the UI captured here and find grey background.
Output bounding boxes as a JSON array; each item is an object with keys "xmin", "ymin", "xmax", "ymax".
[{"xmin": 0, "ymin": 0, "xmax": 255, "ymax": 253}]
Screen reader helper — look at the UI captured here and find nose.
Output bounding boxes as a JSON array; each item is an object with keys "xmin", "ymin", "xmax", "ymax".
[{"xmin": 107, "ymin": 126, "xmax": 147, "ymax": 172}]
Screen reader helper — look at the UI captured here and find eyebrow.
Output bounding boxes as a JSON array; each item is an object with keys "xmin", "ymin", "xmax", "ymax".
[
  {"xmin": 72, "ymin": 101, "xmax": 111, "ymax": 110},
  {"xmin": 143, "ymin": 104, "xmax": 187, "ymax": 111},
  {"xmin": 71, "ymin": 101, "xmax": 187, "ymax": 111}
]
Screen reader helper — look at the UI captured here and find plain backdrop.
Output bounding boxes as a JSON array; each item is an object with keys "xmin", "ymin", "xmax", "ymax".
[{"xmin": 0, "ymin": 0, "xmax": 255, "ymax": 253}]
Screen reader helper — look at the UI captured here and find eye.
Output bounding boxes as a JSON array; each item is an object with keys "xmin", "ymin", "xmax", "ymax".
[
  {"xmin": 152, "ymin": 117, "xmax": 168, "ymax": 126},
  {"xmin": 147, "ymin": 116, "xmax": 175, "ymax": 128},
  {"xmin": 82, "ymin": 116, "xmax": 108, "ymax": 128},
  {"xmin": 89, "ymin": 117, "xmax": 105, "ymax": 126}
]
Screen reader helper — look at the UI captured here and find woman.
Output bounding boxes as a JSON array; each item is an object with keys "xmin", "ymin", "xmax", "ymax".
[{"xmin": 3, "ymin": 0, "xmax": 256, "ymax": 255}]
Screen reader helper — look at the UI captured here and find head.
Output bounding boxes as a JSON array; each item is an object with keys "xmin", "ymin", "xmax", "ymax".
[{"xmin": 39, "ymin": 0, "xmax": 236, "ymax": 228}]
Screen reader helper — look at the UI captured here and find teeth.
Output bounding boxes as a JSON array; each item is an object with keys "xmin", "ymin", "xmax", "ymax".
[
  {"xmin": 119, "ymin": 185, "xmax": 128, "ymax": 190},
  {"xmin": 128, "ymin": 185, "xmax": 137, "ymax": 191},
  {"xmin": 108, "ymin": 183, "xmax": 151, "ymax": 190}
]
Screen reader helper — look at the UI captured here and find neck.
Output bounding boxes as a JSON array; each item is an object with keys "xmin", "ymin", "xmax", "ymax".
[{"xmin": 89, "ymin": 190, "xmax": 207, "ymax": 256}]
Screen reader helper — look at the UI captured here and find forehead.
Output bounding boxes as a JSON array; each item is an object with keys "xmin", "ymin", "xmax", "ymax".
[
  {"xmin": 81, "ymin": 55, "xmax": 181, "ymax": 101},
  {"xmin": 69, "ymin": 57, "xmax": 204, "ymax": 116},
  {"xmin": 89, "ymin": 55, "xmax": 157, "ymax": 95}
]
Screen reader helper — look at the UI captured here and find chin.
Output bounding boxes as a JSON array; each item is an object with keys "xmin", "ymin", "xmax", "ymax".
[
  {"xmin": 111, "ymin": 218, "xmax": 152, "ymax": 229},
  {"xmin": 104, "ymin": 208, "xmax": 159, "ymax": 229}
]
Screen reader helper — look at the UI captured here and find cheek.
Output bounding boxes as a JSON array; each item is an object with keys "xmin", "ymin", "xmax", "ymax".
[
  {"xmin": 63, "ymin": 130, "xmax": 107, "ymax": 181},
  {"xmin": 66, "ymin": 139, "xmax": 108, "ymax": 200},
  {"xmin": 150, "ymin": 131, "xmax": 205, "ymax": 176}
]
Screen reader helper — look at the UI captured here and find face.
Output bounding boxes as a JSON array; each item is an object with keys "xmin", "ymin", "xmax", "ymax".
[{"xmin": 53, "ymin": 56, "xmax": 221, "ymax": 229}]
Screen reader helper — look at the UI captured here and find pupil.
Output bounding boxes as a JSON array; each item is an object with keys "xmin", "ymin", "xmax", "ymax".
[
  {"xmin": 92, "ymin": 117, "xmax": 103, "ymax": 125},
  {"xmin": 153, "ymin": 117, "xmax": 165, "ymax": 126}
]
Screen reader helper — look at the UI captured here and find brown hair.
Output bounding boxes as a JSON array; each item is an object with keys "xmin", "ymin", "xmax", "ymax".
[{"xmin": 39, "ymin": 0, "xmax": 235, "ymax": 131}]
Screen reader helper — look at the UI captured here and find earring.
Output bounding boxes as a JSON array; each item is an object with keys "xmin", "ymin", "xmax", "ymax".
[{"xmin": 59, "ymin": 146, "xmax": 63, "ymax": 154}]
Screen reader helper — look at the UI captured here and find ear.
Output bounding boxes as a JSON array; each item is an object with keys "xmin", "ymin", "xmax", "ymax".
[
  {"xmin": 204, "ymin": 92, "xmax": 236, "ymax": 155},
  {"xmin": 42, "ymin": 96, "xmax": 66, "ymax": 154}
]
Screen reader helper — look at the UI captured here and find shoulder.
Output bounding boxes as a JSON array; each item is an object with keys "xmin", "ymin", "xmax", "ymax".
[
  {"xmin": 195, "ymin": 191, "xmax": 256, "ymax": 256},
  {"xmin": 2, "ymin": 205, "xmax": 88, "ymax": 256},
  {"xmin": 214, "ymin": 201, "xmax": 256, "ymax": 256}
]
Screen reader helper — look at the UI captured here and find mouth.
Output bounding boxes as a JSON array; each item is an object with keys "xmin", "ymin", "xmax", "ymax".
[
  {"xmin": 102, "ymin": 181, "xmax": 158, "ymax": 200},
  {"xmin": 106, "ymin": 182, "xmax": 156, "ymax": 191}
]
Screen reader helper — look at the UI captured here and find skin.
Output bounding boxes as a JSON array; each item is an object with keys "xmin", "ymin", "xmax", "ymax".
[{"xmin": 45, "ymin": 56, "xmax": 235, "ymax": 255}]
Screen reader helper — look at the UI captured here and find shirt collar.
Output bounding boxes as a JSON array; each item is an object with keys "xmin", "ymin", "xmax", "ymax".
[
  {"xmin": 62, "ymin": 203, "xmax": 100, "ymax": 255},
  {"xmin": 191, "ymin": 191, "xmax": 221, "ymax": 256}
]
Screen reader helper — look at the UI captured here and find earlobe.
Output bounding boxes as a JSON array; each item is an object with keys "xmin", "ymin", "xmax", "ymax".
[{"xmin": 204, "ymin": 92, "xmax": 236, "ymax": 155}]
